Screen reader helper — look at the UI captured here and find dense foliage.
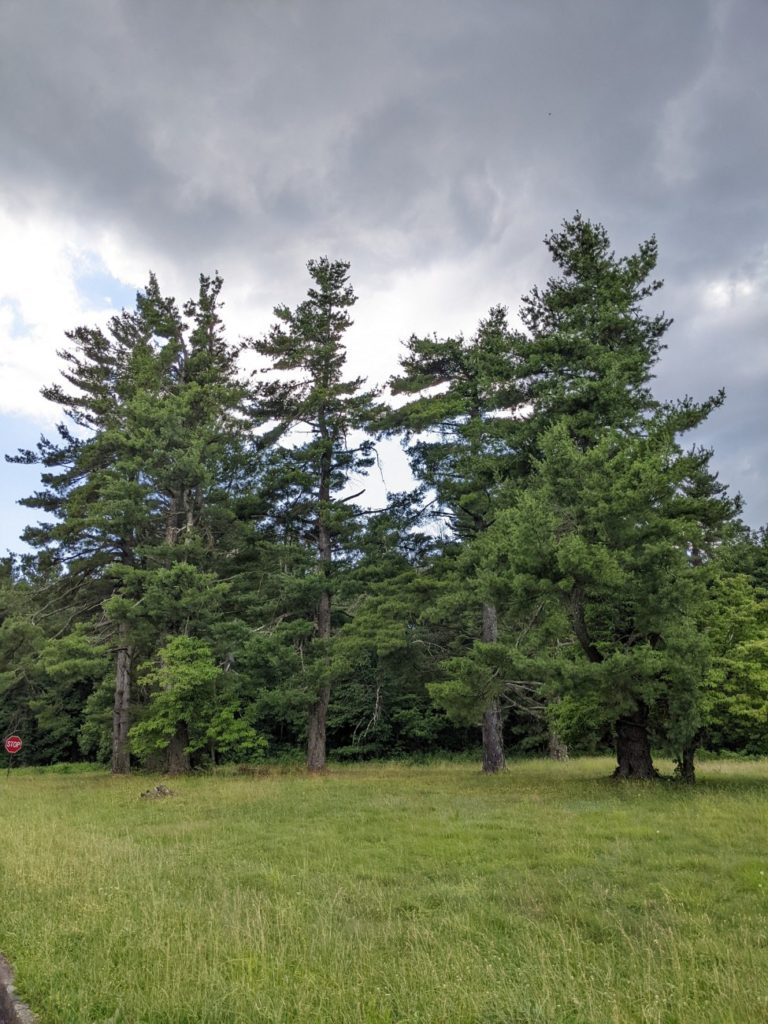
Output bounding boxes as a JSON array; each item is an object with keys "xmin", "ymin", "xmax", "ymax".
[{"xmin": 3, "ymin": 216, "xmax": 765, "ymax": 779}]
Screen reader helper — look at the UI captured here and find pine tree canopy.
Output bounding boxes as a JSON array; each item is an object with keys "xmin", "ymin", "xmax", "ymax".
[{"xmin": 3, "ymin": 217, "xmax": 761, "ymax": 780}]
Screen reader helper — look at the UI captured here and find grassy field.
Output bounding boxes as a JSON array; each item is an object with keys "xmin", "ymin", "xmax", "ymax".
[{"xmin": 0, "ymin": 758, "xmax": 767, "ymax": 1024}]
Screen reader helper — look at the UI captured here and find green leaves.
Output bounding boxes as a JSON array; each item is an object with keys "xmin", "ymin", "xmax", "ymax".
[
  {"xmin": 130, "ymin": 636, "xmax": 266, "ymax": 762},
  {"xmin": 700, "ymin": 571, "xmax": 768, "ymax": 752}
]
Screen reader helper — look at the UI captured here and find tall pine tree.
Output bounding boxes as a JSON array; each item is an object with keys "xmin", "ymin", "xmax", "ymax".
[
  {"xmin": 387, "ymin": 307, "xmax": 526, "ymax": 771},
  {"xmin": 8, "ymin": 299, "xmax": 161, "ymax": 771},
  {"xmin": 485, "ymin": 215, "xmax": 738, "ymax": 778},
  {"xmin": 250, "ymin": 258, "xmax": 381, "ymax": 770},
  {"xmin": 9, "ymin": 273, "xmax": 253, "ymax": 772}
]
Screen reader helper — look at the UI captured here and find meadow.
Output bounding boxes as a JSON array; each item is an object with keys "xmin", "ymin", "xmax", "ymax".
[{"xmin": 0, "ymin": 758, "xmax": 766, "ymax": 1024}]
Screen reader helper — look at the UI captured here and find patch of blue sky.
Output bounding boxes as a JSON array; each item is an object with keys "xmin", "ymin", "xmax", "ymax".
[
  {"xmin": 0, "ymin": 413, "xmax": 48, "ymax": 556},
  {"xmin": 73, "ymin": 257, "xmax": 137, "ymax": 313}
]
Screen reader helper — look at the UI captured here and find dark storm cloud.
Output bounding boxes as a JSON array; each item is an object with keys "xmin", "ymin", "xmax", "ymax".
[
  {"xmin": 1, "ymin": 0, "xmax": 766, "ymax": 522},
  {"xmin": 0, "ymin": 0, "xmax": 717, "ymax": 261}
]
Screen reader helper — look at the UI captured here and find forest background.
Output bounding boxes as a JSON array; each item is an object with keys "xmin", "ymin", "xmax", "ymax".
[{"xmin": 2, "ymin": 215, "xmax": 767, "ymax": 782}]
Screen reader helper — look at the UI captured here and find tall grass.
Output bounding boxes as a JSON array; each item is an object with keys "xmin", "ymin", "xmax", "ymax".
[{"xmin": 1, "ymin": 758, "xmax": 767, "ymax": 1023}]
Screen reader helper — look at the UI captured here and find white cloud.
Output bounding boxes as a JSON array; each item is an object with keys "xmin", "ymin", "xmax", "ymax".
[
  {"xmin": 0, "ymin": 205, "xmax": 139, "ymax": 421},
  {"xmin": 702, "ymin": 273, "xmax": 759, "ymax": 311},
  {"xmin": 0, "ymin": 0, "xmax": 766, "ymax": 525}
]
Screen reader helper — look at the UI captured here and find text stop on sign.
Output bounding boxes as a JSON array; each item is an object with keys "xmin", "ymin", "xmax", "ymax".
[{"xmin": 4, "ymin": 735, "xmax": 22, "ymax": 755}]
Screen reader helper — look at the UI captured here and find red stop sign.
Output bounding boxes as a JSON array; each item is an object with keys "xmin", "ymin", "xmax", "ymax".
[{"xmin": 4, "ymin": 735, "xmax": 22, "ymax": 755}]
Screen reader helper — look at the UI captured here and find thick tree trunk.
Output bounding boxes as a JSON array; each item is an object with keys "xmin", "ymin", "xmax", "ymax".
[
  {"xmin": 613, "ymin": 704, "xmax": 657, "ymax": 779},
  {"xmin": 316, "ymin": 582, "xmax": 332, "ymax": 639},
  {"xmin": 548, "ymin": 732, "xmax": 569, "ymax": 761},
  {"xmin": 675, "ymin": 731, "xmax": 700, "ymax": 784},
  {"xmin": 481, "ymin": 701, "xmax": 505, "ymax": 773},
  {"xmin": 308, "ymin": 587, "xmax": 332, "ymax": 772},
  {"xmin": 675, "ymin": 746, "xmax": 696, "ymax": 785},
  {"xmin": 111, "ymin": 623, "xmax": 133, "ymax": 774},
  {"xmin": 166, "ymin": 721, "xmax": 190, "ymax": 775},
  {"xmin": 480, "ymin": 603, "xmax": 505, "ymax": 773},
  {"xmin": 307, "ymin": 685, "xmax": 331, "ymax": 772}
]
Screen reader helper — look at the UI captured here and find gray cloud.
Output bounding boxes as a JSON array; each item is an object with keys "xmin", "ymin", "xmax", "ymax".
[{"xmin": 1, "ymin": 0, "xmax": 766, "ymax": 524}]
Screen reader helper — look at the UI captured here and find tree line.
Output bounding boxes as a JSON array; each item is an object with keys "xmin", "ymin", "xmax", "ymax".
[{"xmin": 2, "ymin": 214, "xmax": 767, "ymax": 782}]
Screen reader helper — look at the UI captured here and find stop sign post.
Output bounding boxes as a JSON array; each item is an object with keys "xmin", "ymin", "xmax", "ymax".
[
  {"xmin": 5, "ymin": 736, "xmax": 22, "ymax": 755},
  {"xmin": 4, "ymin": 735, "xmax": 22, "ymax": 775}
]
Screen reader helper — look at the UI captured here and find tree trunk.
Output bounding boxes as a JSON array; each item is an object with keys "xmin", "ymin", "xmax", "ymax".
[
  {"xmin": 307, "ymin": 685, "xmax": 331, "ymax": 772},
  {"xmin": 481, "ymin": 700, "xmax": 505, "ymax": 773},
  {"xmin": 111, "ymin": 622, "xmax": 133, "ymax": 774},
  {"xmin": 675, "ymin": 746, "xmax": 696, "ymax": 785},
  {"xmin": 480, "ymin": 603, "xmax": 505, "ymax": 773},
  {"xmin": 613, "ymin": 704, "xmax": 657, "ymax": 779},
  {"xmin": 166, "ymin": 721, "xmax": 190, "ymax": 775},
  {"xmin": 675, "ymin": 731, "xmax": 700, "ymax": 784},
  {"xmin": 308, "ymin": 587, "xmax": 332, "ymax": 772},
  {"xmin": 548, "ymin": 732, "xmax": 569, "ymax": 761}
]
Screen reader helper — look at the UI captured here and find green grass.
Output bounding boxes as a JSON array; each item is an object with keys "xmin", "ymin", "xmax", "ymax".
[{"xmin": 1, "ymin": 758, "xmax": 767, "ymax": 1023}]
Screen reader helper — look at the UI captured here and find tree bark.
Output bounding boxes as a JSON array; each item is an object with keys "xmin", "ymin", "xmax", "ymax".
[
  {"xmin": 481, "ymin": 701, "xmax": 505, "ymax": 773},
  {"xmin": 548, "ymin": 732, "xmax": 569, "ymax": 761},
  {"xmin": 308, "ymin": 588, "xmax": 332, "ymax": 772},
  {"xmin": 675, "ymin": 731, "xmax": 700, "ymax": 784},
  {"xmin": 675, "ymin": 746, "xmax": 696, "ymax": 785},
  {"xmin": 613, "ymin": 704, "xmax": 657, "ymax": 779},
  {"xmin": 480, "ymin": 602, "xmax": 505, "ymax": 773},
  {"xmin": 307, "ymin": 685, "xmax": 331, "ymax": 772},
  {"xmin": 111, "ymin": 622, "xmax": 133, "ymax": 774},
  {"xmin": 167, "ymin": 721, "xmax": 191, "ymax": 775}
]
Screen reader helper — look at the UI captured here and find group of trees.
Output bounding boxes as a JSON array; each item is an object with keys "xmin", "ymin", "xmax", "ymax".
[{"xmin": 2, "ymin": 215, "xmax": 767, "ymax": 781}]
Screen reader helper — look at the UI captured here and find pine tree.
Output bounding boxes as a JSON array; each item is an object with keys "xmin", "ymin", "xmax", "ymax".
[
  {"xmin": 249, "ymin": 258, "xmax": 381, "ymax": 770},
  {"xmin": 8, "ymin": 273, "xmax": 254, "ymax": 772},
  {"xmin": 7, "ymin": 299, "xmax": 162, "ymax": 771},
  {"xmin": 323, "ymin": 495, "xmax": 455, "ymax": 760},
  {"xmin": 485, "ymin": 215, "xmax": 738, "ymax": 778},
  {"xmin": 387, "ymin": 308, "xmax": 526, "ymax": 770},
  {"xmin": 111, "ymin": 273, "xmax": 254, "ymax": 772},
  {"xmin": 516, "ymin": 213, "xmax": 669, "ymax": 453}
]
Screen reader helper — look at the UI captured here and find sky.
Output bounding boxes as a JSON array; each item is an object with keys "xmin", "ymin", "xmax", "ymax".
[{"xmin": 1, "ymin": 0, "xmax": 766, "ymax": 555}]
